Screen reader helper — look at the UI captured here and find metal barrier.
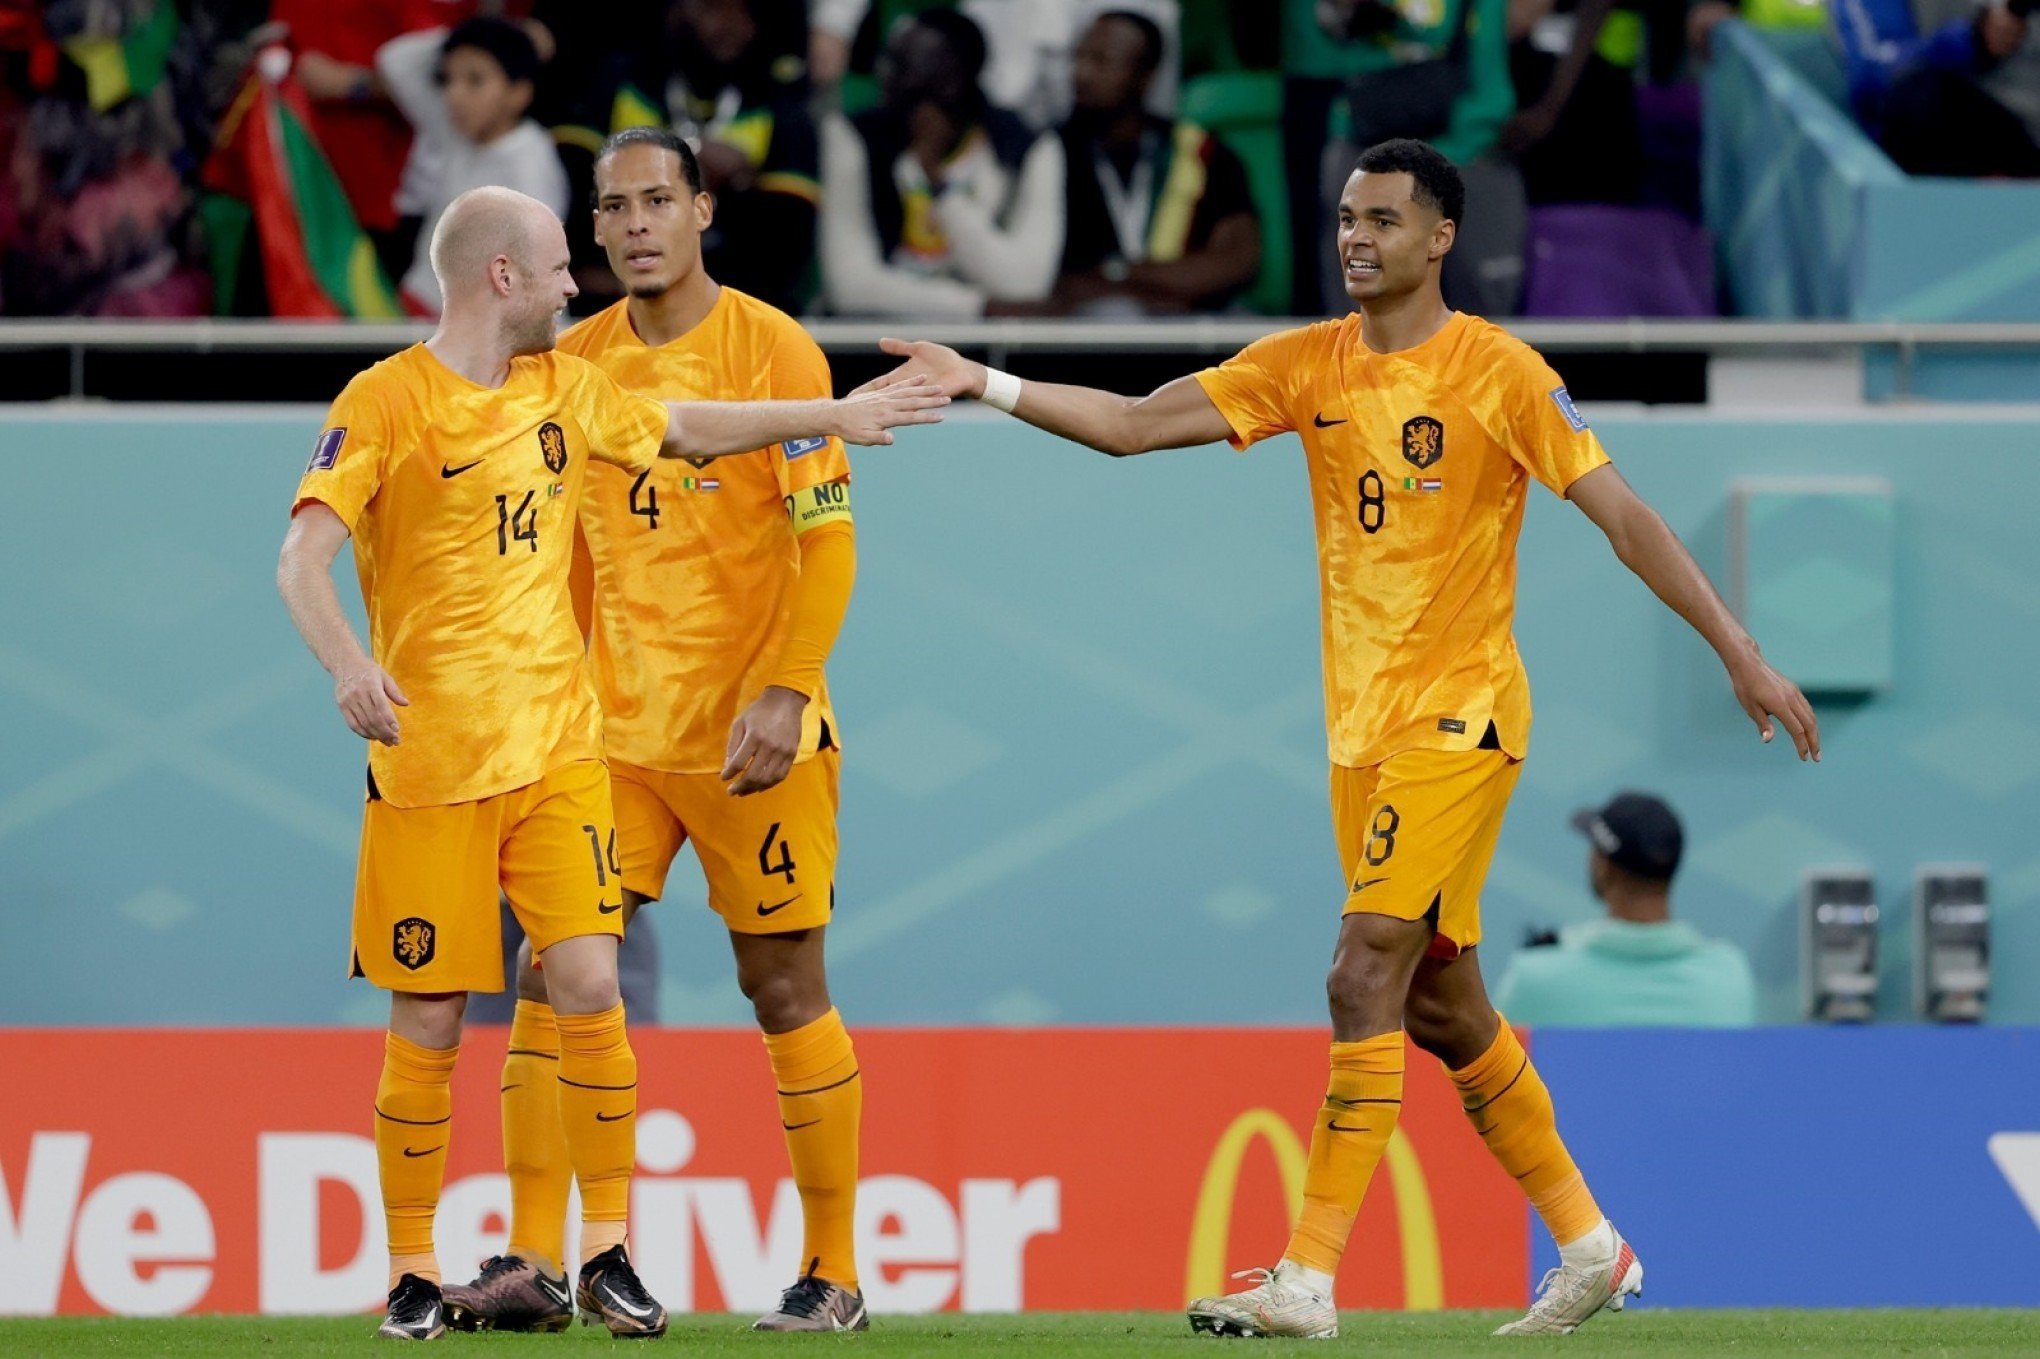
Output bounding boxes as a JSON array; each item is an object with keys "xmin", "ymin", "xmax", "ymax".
[{"xmin": 5, "ymin": 319, "xmax": 2040, "ymax": 401}]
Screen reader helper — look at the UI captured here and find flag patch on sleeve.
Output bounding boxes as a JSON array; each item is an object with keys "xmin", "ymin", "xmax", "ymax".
[
  {"xmin": 307, "ymin": 427, "xmax": 346, "ymax": 471},
  {"xmin": 1549, "ymin": 386, "xmax": 1588, "ymax": 433},
  {"xmin": 781, "ymin": 436, "xmax": 827, "ymax": 460}
]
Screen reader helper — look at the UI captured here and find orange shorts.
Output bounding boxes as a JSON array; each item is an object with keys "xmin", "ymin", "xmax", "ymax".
[
  {"xmin": 612, "ymin": 750, "xmax": 840, "ymax": 935},
  {"xmin": 1330, "ymin": 747, "xmax": 1522, "ymax": 959},
  {"xmin": 350, "ymin": 758, "xmax": 625, "ymax": 992}
]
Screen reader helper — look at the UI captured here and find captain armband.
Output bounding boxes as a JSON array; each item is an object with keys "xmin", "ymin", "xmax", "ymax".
[{"xmin": 787, "ymin": 480, "xmax": 853, "ymax": 534}]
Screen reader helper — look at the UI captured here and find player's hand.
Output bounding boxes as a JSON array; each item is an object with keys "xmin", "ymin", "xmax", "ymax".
[
  {"xmin": 829, "ymin": 375, "xmax": 948, "ymax": 446},
  {"xmin": 335, "ymin": 663, "xmax": 408, "ymax": 746},
  {"xmin": 863, "ymin": 338, "xmax": 987, "ymax": 401},
  {"xmin": 723, "ymin": 686, "xmax": 807, "ymax": 795},
  {"xmin": 1728, "ymin": 652, "xmax": 1821, "ymax": 762}
]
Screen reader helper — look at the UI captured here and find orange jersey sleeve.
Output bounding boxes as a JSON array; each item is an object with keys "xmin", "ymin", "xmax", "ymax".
[
  {"xmin": 766, "ymin": 326, "xmax": 852, "ymax": 497},
  {"xmin": 566, "ymin": 356, "xmax": 670, "ymax": 475},
  {"xmin": 295, "ymin": 371, "xmax": 401, "ymax": 528},
  {"xmin": 1496, "ymin": 350, "xmax": 1611, "ymax": 496},
  {"xmin": 1193, "ymin": 323, "xmax": 1333, "ymax": 449}
]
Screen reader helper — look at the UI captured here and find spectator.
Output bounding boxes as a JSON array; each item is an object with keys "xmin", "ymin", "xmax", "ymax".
[
  {"xmin": 663, "ymin": 0, "xmax": 822, "ymax": 312},
  {"xmin": 1053, "ymin": 10, "xmax": 1259, "ymax": 313},
  {"xmin": 821, "ymin": 8, "xmax": 1063, "ymax": 317},
  {"xmin": 270, "ymin": 0, "xmax": 438, "ymax": 281},
  {"xmin": 378, "ymin": 18, "xmax": 567, "ymax": 316},
  {"xmin": 1834, "ymin": 0, "xmax": 2040, "ymax": 177},
  {"xmin": 1504, "ymin": 0, "xmax": 1644, "ymax": 204},
  {"xmin": 1493, "ymin": 792, "xmax": 1758, "ymax": 1028},
  {"xmin": 544, "ymin": 0, "xmax": 813, "ymax": 313},
  {"xmin": 1288, "ymin": 0, "xmax": 1522, "ymax": 315}
]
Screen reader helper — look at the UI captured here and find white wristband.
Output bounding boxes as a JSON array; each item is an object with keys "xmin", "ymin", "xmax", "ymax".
[{"xmin": 979, "ymin": 366, "xmax": 1023, "ymax": 414}]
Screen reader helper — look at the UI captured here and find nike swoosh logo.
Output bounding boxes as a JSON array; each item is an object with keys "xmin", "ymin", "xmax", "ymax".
[
  {"xmin": 756, "ymin": 895, "xmax": 800, "ymax": 917},
  {"xmin": 601, "ymin": 1282, "xmax": 657, "ymax": 1319},
  {"xmin": 595, "ymin": 1109, "xmax": 631, "ymax": 1122},
  {"xmin": 597, "ymin": 900, "xmax": 623, "ymax": 914},
  {"xmin": 782, "ymin": 1118, "xmax": 821, "ymax": 1131},
  {"xmin": 1313, "ymin": 412, "xmax": 1348, "ymax": 428},
  {"xmin": 440, "ymin": 459, "xmax": 484, "ymax": 478},
  {"xmin": 402, "ymin": 1145, "xmax": 443, "ymax": 1157},
  {"xmin": 1328, "ymin": 1121, "xmax": 1370, "ymax": 1133},
  {"xmin": 1351, "ymin": 877, "xmax": 1389, "ymax": 892},
  {"xmin": 535, "ymin": 1275, "xmax": 571, "ymax": 1307}
]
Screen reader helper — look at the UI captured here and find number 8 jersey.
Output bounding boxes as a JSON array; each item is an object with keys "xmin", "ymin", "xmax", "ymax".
[
  {"xmin": 1194, "ymin": 312, "xmax": 1609, "ymax": 770},
  {"xmin": 293, "ymin": 344, "xmax": 669, "ymax": 807}
]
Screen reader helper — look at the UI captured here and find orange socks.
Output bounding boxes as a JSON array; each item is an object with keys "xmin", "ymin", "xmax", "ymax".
[
  {"xmin": 501, "ymin": 999, "xmax": 571, "ymax": 1268},
  {"xmin": 554, "ymin": 1003, "xmax": 637, "ymax": 1264},
  {"xmin": 763, "ymin": 1008, "xmax": 862, "ymax": 1290},
  {"xmin": 1449, "ymin": 1019, "xmax": 1602, "ymax": 1247},
  {"xmin": 1282, "ymin": 1032, "xmax": 1405, "ymax": 1275},
  {"xmin": 374, "ymin": 1031, "xmax": 458, "ymax": 1288}
]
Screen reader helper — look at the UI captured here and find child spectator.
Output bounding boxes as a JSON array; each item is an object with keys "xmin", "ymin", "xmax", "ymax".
[{"xmin": 377, "ymin": 17, "xmax": 568, "ymax": 315}]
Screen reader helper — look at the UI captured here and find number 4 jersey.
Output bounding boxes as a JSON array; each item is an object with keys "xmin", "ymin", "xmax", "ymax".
[
  {"xmin": 294, "ymin": 344, "xmax": 668, "ymax": 807},
  {"xmin": 1194, "ymin": 311, "xmax": 1609, "ymax": 770},
  {"xmin": 558, "ymin": 289, "xmax": 851, "ymax": 776}
]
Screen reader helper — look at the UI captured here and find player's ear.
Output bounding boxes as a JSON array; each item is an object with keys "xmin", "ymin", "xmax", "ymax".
[
  {"xmin": 693, "ymin": 190, "xmax": 715, "ymax": 232},
  {"xmin": 1430, "ymin": 217, "xmax": 1456, "ymax": 261}
]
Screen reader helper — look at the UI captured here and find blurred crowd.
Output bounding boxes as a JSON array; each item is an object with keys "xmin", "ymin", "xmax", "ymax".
[{"xmin": 3, "ymin": 0, "xmax": 2035, "ymax": 321}]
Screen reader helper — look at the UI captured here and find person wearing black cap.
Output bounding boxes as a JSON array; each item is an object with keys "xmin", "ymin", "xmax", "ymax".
[{"xmin": 1494, "ymin": 793, "xmax": 1757, "ymax": 1028}]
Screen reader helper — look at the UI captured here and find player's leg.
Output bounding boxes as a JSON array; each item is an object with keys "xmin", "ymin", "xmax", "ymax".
[
  {"xmin": 1405, "ymin": 950, "xmax": 1640, "ymax": 1334},
  {"xmin": 451, "ymin": 762, "xmax": 682, "ymax": 1332},
  {"xmin": 1190, "ymin": 751, "xmax": 1500, "ymax": 1339},
  {"xmin": 500, "ymin": 760, "xmax": 665, "ymax": 1338},
  {"xmin": 353, "ymin": 791, "xmax": 508, "ymax": 1340},
  {"xmin": 685, "ymin": 751, "xmax": 867, "ymax": 1332}
]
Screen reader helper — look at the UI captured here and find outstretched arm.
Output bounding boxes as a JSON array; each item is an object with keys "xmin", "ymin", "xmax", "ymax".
[
  {"xmin": 1568, "ymin": 463, "xmax": 1821, "ymax": 761},
  {"xmin": 862, "ymin": 338, "xmax": 1234, "ymax": 456},
  {"xmin": 661, "ymin": 377, "xmax": 948, "ymax": 458}
]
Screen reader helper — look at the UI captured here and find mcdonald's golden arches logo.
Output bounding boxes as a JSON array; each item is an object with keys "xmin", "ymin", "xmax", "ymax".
[{"xmin": 1185, "ymin": 1108, "xmax": 1443, "ymax": 1309}]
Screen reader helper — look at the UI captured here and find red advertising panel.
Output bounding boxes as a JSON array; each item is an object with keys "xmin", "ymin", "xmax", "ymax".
[{"xmin": 0, "ymin": 1028, "xmax": 1527, "ymax": 1316}]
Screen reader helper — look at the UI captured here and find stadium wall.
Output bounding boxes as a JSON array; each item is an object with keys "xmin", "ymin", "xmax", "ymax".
[{"xmin": 1, "ymin": 407, "xmax": 2037, "ymax": 1026}]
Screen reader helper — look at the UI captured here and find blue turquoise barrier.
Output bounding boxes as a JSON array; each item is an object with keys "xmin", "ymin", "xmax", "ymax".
[
  {"xmin": 1532, "ymin": 1027, "xmax": 2040, "ymax": 1305},
  {"xmin": 2, "ymin": 407, "xmax": 2037, "ymax": 1027}
]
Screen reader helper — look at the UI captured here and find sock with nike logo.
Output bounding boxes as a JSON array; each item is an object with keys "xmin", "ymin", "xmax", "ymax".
[
  {"xmin": 763, "ymin": 1008, "xmax": 861, "ymax": 1290},
  {"xmin": 1283, "ymin": 1031, "xmax": 1404, "ymax": 1277},
  {"xmin": 1448, "ymin": 1018, "xmax": 1602, "ymax": 1249},
  {"xmin": 375, "ymin": 1031, "xmax": 459, "ymax": 1288},
  {"xmin": 555, "ymin": 1002, "xmax": 636, "ymax": 1263},
  {"xmin": 502, "ymin": 999, "xmax": 571, "ymax": 1269}
]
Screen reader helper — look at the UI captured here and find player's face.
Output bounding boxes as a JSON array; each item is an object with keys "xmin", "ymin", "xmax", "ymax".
[
  {"xmin": 505, "ymin": 217, "xmax": 578, "ymax": 355},
  {"xmin": 593, "ymin": 144, "xmax": 713, "ymax": 299},
  {"xmin": 1335, "ymin": 171, "xmax": 1454, "ymax": 305}
]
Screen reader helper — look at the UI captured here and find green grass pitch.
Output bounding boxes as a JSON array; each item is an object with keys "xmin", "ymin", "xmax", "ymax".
[{"xmin": 2, "ymin": 1311, "xmax": 2036, "ymax": 1357}]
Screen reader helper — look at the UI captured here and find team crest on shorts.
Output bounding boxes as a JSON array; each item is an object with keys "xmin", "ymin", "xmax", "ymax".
[
  {"xmin": 393, "ymin": 917, "xmax": 436, "ymax": 970},
  {"xmin": 1401, "ymin": 415, "xmax": 1444, "ymax": 470},
  {"xmin": 537, "ymin": 421, "xmax": 568, "ymax": 475}
]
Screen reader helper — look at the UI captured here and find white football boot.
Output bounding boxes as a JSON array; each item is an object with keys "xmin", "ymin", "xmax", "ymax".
[
  {"xmin": 1187, "ymin": 1262, "xmax": 1338, "ymax": 1340},
  {"xmin": 1493, "ymin": 1226, "xmax": 1643, "ymax": 1335}
]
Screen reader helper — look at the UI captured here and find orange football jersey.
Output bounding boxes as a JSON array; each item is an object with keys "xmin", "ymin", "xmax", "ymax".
[
  {"xmin": 294, "ymin": 344, "xmax": 669, "ymax": 807},
  {"xmin": 1196, "ymin": 311, "xmax": 1609, "ymax": 768},
  {"xmin": 559, "ymin": 289, "xmax": 851, "ymax": 773}
]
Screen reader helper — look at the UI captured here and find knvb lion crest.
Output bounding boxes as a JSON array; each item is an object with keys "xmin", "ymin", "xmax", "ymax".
[
  {"xmin": 393, "ymin": 917, "xmax": 436, "ymax": 970},
  {"xmin": 537, "ymin": 421, "xmax": 569, "ymax": 475},
  {"xmin": 1401, "ymin": 415, "xmax": 1444, "ymax": 470}
]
